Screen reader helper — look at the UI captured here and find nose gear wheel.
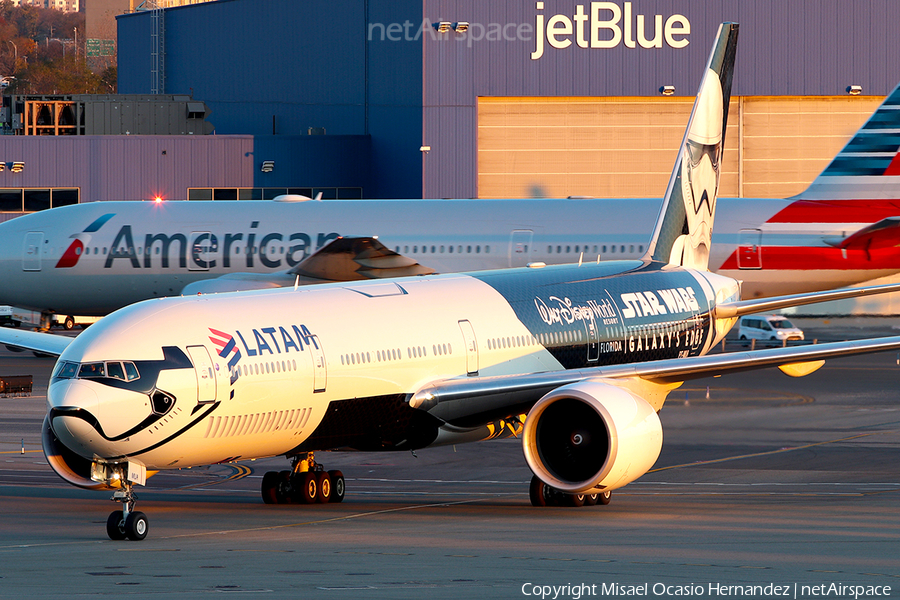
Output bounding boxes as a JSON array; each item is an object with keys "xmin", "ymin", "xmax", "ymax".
[{"xmin": 106, "ymin": 480, "xmax": 149, "ymax": 541}]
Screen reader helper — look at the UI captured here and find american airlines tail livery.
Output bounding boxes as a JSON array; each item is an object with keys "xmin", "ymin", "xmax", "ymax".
[
  {"xmin": 5, "ymin": 24, "xmax": 900, "ymax": 542},
  {"xmin": 3, "ymin": 81, "xmax": 900, "ymax": 321}
]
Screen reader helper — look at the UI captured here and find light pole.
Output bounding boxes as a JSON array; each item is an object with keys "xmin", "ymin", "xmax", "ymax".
[{"xmin": 7, "ymin": 40, "xmax": 17, "ymax": 69}]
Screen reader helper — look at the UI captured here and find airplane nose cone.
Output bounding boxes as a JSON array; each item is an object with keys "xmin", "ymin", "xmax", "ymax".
[
  {"xmin": 48, "ymin": 379, "xmax": 99, "ymax": 412},
  {"xmin": 52, "ymin": 412, "xmax": 103, "ymax": 459},
  {"xmin": 47, "ymin": 380, "xmax": 102, "ymax": 457}
]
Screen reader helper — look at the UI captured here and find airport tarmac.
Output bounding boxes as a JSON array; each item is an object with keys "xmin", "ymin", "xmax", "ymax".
[{"xmin": 0, "ymin": 322, "xmax": 898, "ymax": 599}]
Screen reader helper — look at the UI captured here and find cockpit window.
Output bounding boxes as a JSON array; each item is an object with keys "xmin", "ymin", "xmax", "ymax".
[
  {"xmin": 124, "ymin": 362, "xmax": 139, "ymax": 381},
  {"xmin": 53, "ymin": 361, "xmax": 78, "ymax": 379},
  {"xmin": 78, "ymin": 362, "xmax": 106, "ymax": 378},
  {"xmin": 106, "ymin": 361, "xmax": 126, "ymax": 380},
  {"xmin": 54, "ymin": 361, "xmax": 141, "ymax": 382}
]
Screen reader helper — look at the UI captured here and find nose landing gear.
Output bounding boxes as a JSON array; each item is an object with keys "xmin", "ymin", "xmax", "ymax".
[
  {"xmin": 261, "ymin": 452, "xmax": 345, "ymax": 505},
  {"xmin": 106, "ymin": 481, "xmax": 148, "ymax": 541}
]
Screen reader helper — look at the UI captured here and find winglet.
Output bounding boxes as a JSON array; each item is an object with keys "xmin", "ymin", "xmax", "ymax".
[{"xmin": 645, "ymin": 23, "xmax": 738, "ymax": 271}]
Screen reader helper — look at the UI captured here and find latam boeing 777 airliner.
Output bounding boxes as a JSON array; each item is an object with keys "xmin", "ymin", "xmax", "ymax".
[{"xmin": 4, "ymin": 25, "xmax": 900, "ymax": 543}]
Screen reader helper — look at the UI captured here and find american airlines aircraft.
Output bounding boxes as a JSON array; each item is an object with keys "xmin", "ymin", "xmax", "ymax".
[
  {"xmin": 4, "ymin": 25, "xmax": 900, "ymax": 542},
  {"xmin": 2, "ymin": 82, "xmax": 900, "ymax": 323}
]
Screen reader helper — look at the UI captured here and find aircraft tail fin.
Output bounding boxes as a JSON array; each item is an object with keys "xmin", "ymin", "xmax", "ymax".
[
  {"xmin": 645, "ymin": 22, "xmax": 738, "ymax": 271},
  {"xmin": 791, "ymin": 83, "xmax": 900, "ymax": 200}
]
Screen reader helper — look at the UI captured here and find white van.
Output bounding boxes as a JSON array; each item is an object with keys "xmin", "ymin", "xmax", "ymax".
[{"xmin": 738, "ymin": 315, "xmax": 804, "ymax": 342}]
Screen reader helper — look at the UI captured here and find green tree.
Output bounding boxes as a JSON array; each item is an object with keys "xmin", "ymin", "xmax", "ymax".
[{"xmin": 0, "ymin": 1, "xmax": 114, "ymax": 95}]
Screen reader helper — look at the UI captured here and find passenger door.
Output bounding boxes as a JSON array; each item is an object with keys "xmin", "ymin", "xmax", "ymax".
[
  {"xmin": 309, "ymin": 335, "xmax": 327, "ymax": 393},
  {"xmin": 509, "ymin": 230, "xmax": 534, "ymax": 267},
  {"xmin": 458, "ymin": 320, "xmax": 479, "ymax": 375},
  {"xmin": 22, "ymin": 232, "xmax": 43, "ymax": 271},
  {"xmin": 187, "ymin": 345, "xmax": 217, "ymax": 403}
]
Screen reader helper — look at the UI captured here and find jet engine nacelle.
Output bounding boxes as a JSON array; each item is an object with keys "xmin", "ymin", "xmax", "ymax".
[
  {"xmin": 522, "ymin": 379, "xmax": 663, "ymax": 493},
  {"xmin": 42, "ymin": 415, "xmax": 115, "ymax": 491}
]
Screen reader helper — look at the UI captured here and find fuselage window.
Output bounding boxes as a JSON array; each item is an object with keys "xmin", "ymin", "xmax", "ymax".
[
  {"xmin": 449, "ymin": 246, "xmax": 454, "ymax": 253},
  {"xmin": 630, "ymin": 245, "xmax": 634, "ymax": 253},
  {"xmin": 413, "ymin": 246, "xmax": 418, "ymax": 253},
  {"xmin": 547, "ymin": 246, "xmax": 552, "ymax": 253},
  {"xmin": 620, "ymin": 245, "xmax": 625, "ymax": 253},
  {"xmin": 476, "ymin": 245, "xmax": 481, "ymax": 253},
  {"xmin": 485, "ymin": 246, "xmax": 490, "ymax": 253},
  {"xmin": 556, "ymin": 245, "xmax": 561, "ymax": 253},
  {"xmin": 602, "ymin": 245, "xmax": 607, "ymax": 253},
  {"xmin": 467, "ymin": 246, "xmax": 472, "ymax": 253},
  {"xmin": 610, "ymin": 246, "xmax": 616, "ymax": 253}
]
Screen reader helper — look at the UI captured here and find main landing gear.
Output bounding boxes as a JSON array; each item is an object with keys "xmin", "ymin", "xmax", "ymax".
[
  {"xmin": 260, "ymin": 452, "xmax": 345, "ymax": 505},
  {"xmin": 106, "ymin": 481, "xmax": 148, "ymax": 541},
  {"xmin": 529, "ymin": 475, "xmax": 611, "ymax": 508}
]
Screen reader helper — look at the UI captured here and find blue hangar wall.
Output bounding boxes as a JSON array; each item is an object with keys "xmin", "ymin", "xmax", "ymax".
[
  {"xmin": 118, "ymin": 0, "xmax": 422, "ymax": 199},
  {"xmin": 117, "ymin": 0, "xmax": 900, "ymax": 200}
]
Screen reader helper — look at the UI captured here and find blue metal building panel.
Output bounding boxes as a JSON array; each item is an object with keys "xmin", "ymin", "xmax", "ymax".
[{"xmin": 119, "ymin": 0, "xmax": 367, "ymax": 136}]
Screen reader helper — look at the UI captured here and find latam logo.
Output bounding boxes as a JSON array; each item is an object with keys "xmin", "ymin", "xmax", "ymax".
[
  {"xmin": 55, "ymin": 213, "xmax": 116, "ymax": 268},
  {"xmin": 209, "ymin": 328, "xmax": 243, "ymax": 385},
  {"xmin": 620, "ymin": 287, "xmax": 699, "ymax": 319},
  {"xmin": 531, "ymin": 1, "xmax": 690, "ymax": 60}
]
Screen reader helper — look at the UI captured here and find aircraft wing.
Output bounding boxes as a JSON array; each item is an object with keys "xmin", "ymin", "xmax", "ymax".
[
  {"xmin": 716, "ymin": 281, "xmax": 900, "ymax": 319},
  {"xmin": 0, "ymin": 328, "xmax": 73, "ymax": 357},
  {"xmin": 182, "ymin": 236, "xmax": 435, "ymax": 295},
  {"xmin": 410, "ymin": 335, "xmax": 900, "ymax": 426}
]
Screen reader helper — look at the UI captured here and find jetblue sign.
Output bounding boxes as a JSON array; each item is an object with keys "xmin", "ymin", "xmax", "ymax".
[{"xmin": 531, "ymin": 1, "xmax": 691, "ymax": 60}]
